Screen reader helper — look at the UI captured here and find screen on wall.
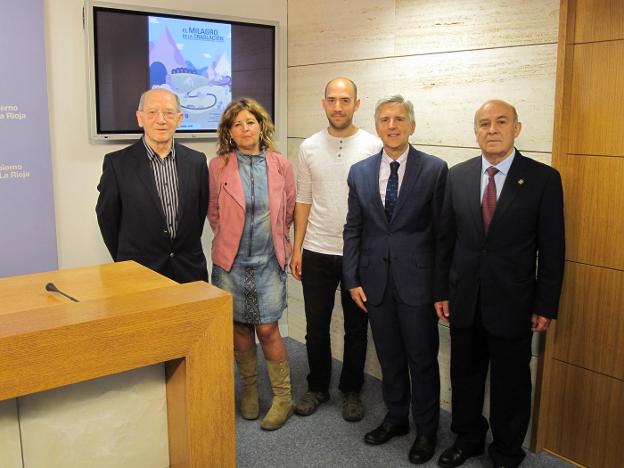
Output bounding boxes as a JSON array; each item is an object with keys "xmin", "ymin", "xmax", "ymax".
[{"xmin": 89, "ymin": 5, "xmax": 276, "ymax": 139}]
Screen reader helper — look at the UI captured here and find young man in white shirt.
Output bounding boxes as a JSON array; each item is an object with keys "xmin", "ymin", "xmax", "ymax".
[{"xmin": 291, "ymin": 77, "xmax": 381, "ymax": 421}]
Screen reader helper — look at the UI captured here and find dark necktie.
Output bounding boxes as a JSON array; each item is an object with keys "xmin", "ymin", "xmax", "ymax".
[
  {"xmin": 482, "ymin": 166, "xmax": 499, "ymax": 235},
  {"xmin": 385, "ymin": 161, "xmax": 400, "ymax": 221}
]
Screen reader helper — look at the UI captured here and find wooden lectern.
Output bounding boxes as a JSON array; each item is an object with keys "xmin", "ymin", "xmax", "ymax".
[{"xmin": 0, "ymin": 261, "xmax": 235, "ymax": 467}]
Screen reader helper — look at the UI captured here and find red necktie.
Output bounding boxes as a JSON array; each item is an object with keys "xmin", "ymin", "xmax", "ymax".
[{"xmin": 482, "ymin": 166, "xmax": 499, "ymax": 235}]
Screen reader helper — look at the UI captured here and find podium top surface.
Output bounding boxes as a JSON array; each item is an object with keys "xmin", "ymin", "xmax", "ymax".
[{"xmin": 0, "ymin": 261, "xmax": 177, "ymax": 316}]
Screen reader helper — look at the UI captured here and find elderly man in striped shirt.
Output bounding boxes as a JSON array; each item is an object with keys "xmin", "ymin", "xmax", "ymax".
[{"xmin": 96, "ymin": 88, "xmax": 209, "ymax": 283}]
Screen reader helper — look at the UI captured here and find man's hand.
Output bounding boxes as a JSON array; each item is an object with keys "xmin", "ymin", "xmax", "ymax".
[
  {"xmin": 350, "ymin": 287, "xmax": 368, "ymax": 313},
  {"xmin": 531, "ymin": 314, "xmax": 551, "ymax": 332},
  {"xmin": 290, "ymin": 250, "xmax": 303, "ymax": 280},
  {"xmin": 434, "ymin": 300, "xmax": 450, "ymax": 322}
]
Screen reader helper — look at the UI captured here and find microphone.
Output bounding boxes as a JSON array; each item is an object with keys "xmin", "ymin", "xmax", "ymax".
[{"xmin": 45, "ymin": 282, "xmax": 79, "ymax": 302}]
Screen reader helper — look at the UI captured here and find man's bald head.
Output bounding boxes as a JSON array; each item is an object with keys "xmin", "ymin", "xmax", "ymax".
[{"xmin": 324, "ymin": 77, "xmax": 358, "ymax": 100}]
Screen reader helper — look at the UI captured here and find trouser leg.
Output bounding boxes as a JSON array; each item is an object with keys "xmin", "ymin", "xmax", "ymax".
[
  {"xmin": 338, "ymin": 258, "xmax": 368, "ymax": 393},
  {"xmin": 301, "ymin": 249, "xmax": 339, "ymax": 392},
  {"xmin": 397, "ymin": 302, "xmax": 440, "ymax": 436},
  {"xmin": 367, "ymin": 276, "xmax": 410, "ymax": 425},
  {"xmin": 487, "ymin": 332, "xmax": 532, "ymax": 467},
  {"xmin": 449, "ymin": 317, "xmax": 490, "ymax": 450}
]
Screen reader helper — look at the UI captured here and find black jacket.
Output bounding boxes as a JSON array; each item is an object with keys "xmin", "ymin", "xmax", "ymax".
[{"xmin": 96, "ymin": 139, "xmax": 209, "ymax": 283}]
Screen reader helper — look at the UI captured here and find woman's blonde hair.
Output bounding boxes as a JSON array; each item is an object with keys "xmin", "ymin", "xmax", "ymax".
[{"xmin": 216, "ymin": 98, "xmax": 277, "ymax": 163}]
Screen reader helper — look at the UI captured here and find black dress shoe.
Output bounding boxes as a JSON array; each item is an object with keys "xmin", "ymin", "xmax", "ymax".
[
  {"xmin": 437, "ymin": 445, "xmax": 484, "ymax": 468},
  {"xmin": 364, "ymin": 421, "xmax": 409, "ymax": 445},
  {"xmin": 409, "ymin": 434, "xmax": 437, "ymax": 464}
]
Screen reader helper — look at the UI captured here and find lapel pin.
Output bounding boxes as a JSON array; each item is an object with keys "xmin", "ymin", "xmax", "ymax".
[{"xmin": 517, "ymin": 179, "xmax": 524, "ymax": 185}]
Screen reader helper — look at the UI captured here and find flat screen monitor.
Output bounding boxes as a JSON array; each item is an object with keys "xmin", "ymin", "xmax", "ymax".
[{"xmin": 85, "ymin": 3, "xmax": 277, "ymax": 140}]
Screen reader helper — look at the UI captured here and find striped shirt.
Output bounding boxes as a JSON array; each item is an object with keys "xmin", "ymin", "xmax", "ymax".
[{"xmin": 143, "ymin": 137, "xmax": 179, "ymax": 239}]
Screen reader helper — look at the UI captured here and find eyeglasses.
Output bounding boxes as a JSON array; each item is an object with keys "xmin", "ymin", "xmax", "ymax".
[{"xmin": 141, "ymin": 109, "xmax": 180, "ymax": 120}]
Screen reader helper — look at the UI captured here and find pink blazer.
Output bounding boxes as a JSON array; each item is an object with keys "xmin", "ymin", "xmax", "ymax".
[{"xmin": 208, "ymin": 151, "xmax": 295, "ymax": 272}]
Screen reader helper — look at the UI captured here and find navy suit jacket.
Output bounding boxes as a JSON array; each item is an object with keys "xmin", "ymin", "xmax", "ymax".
[
  {"xmin": 343, "ymin": 146, "xmax": 448, "ymax": 306},
  {"xmin": 434, "ymin": 150, "xmax": 565, "ymax": 338},
  {"xmin": 96, "ymin": 139, "xmax": 209, "ymax": 283}
]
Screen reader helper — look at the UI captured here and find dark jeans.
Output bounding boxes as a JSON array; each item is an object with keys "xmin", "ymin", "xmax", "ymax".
[{"xmin": 301, "ymin": 249, "xmax": 368, "ymax": 394}]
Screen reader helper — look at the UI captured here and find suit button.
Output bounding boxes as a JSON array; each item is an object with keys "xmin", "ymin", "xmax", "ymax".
[
  {"xmin": 163, "ymin": 230, "xmax": 169, "ymax": 235},
  {"xmin": 382, "ymin": 257, "xmax": 387, "ymax": 262},
  {"xmin": 481, "ymin": 249, "xmax": 487, "ymax": 254},
  {"xmin": 169, "ymin": 252, "xmax": 175, "ymax": 258}
]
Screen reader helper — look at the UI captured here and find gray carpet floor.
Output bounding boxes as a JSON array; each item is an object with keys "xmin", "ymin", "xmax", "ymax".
[{"xmin": 236, "ymin": 338, "xmax": 572, "ymax": 468}]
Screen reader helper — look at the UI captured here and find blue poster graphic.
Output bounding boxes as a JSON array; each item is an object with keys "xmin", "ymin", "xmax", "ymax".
[{"xmin": 148, "ymin": 16, "xmax": 232, "ymax": 130}]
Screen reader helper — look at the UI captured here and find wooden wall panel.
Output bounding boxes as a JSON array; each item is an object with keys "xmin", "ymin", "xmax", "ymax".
[
  {"xmin": 395, "ymin": 0, "xmax": 558, "ymax": 55},
  {"xmin": 538, "ymin": 2, "xmax": 624, "ymax": 465},
  {"xmin": 542, "ymin": 360, "xmax": 624, "ymax": 468},
  {"xmin": 568, "ymin": 41, "xmax": 624, "ymax": 157},
  {"xmin": 551, "ymin": 262, "xmax": 624, "ymax": 379},
  {"xmin": 574, "ymin": 0, "xmax": 624, "ymax": 43},
  {"xmin": 289, "ymin": 45, "xmax": 556, "ymax": 151},
  {"xmin": 557, "ymin": 153, "xmax": 624, "ymax": 269}
]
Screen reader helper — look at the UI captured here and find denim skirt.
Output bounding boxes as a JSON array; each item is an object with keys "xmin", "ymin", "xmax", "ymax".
[{"xmin": 212, "ymin": 253, "xmax": 286, "ymax": 324}]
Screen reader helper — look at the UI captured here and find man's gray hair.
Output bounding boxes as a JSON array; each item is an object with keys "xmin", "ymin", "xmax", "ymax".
[
  {"xmin": 374, "ymin": 95, "xmax": 415, "ymax": 123},
  {"xmin": 137, "ymin": 88, "xmax": 181, "ymax": 112}
]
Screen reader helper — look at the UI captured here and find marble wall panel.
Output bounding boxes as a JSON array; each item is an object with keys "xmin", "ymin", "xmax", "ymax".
[
  {"xmin": 19, "ymin": 365, "xmax": 168, "ymax": 468},
  {"xmin": 417, "ymin": 145, "xmax": 552, "ymax": 168},
  {"xmin": 0, "ymin": 399, "xmax": 22, "ymax": 468},
  {"xmin": 288, "ymin": 0, "xmax": 396, "ymax": 67},
  {"xmin": 289, "ymin": 44, "xmax": 557, "ymax": 152},
  {"xmin": 395, "ymin": 44, "xmax": 557, "ymax": 151},
  {"xmin": 288, "ymin": 61, "xmax": 392, "ymax": 138},
  {"xmin": 395, "ymin": 0, "xmax": 558, "ymax": 56},
  {"xmin": 288, "ymin": 0, "xmax": 558, "ymax": 66},
  {"xmin": 288, "ymin": 141, "xmax": 551, "ymax": 171},
  {"xmin": 287, "ymin": 0, "xmax": 558, "ymax": 449}
]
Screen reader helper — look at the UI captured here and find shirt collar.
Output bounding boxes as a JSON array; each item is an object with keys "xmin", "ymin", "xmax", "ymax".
[
  {"xmin": 143, "ymin": 136, "xmax": 176, "ymax": 162},
  {"xmin": 481, "ymin": 148, "xmax": 515, "ymax": 176},
  {"xmin": 382, "ymin": 146, "xmax": 409, "ymax": 166}
]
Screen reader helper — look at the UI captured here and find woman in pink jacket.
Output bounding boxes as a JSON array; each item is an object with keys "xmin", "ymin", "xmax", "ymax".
[{"xmin": 209, "ymin": 98, "xmax": 295, "ymax": 430}]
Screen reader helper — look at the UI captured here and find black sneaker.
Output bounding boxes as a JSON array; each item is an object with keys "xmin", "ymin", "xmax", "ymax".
[{"xmin": 294, "ymin": 391, "xmax": 330, "ymax": 416}]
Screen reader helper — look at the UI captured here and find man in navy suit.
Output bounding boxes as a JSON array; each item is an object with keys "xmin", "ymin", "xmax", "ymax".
[
  {"xmin": 96, "ymin": 88, "xmax": 209, "ymax": 283},
  {"xmin": 343, "ymin": 95, "xmax": 448, "ymax": 464},
  {"xmin": 434, "ymin": 100, "xmax": 564, "ymax": 468}
]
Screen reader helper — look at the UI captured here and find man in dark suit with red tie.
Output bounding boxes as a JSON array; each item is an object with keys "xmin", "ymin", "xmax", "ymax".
[
  {"xmin": 435, "ymin": 100, "xmax": 565, "ymax": 468},
  {"xmin": 96, "ymin": 88, "xmax": 209, "ymax": 283},
  {"xmin": 343, "ymin": 95, "xmax": 448, "ymax": 464}
]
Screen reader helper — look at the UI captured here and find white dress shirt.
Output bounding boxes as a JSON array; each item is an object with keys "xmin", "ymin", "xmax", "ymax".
[{"xmin": 379, "ymin": 148, "xmax": 409, "ymax": 207}]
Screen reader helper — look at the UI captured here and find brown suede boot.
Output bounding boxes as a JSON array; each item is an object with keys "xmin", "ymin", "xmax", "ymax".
[
  {"xmin": 260, "ymin": 359, "xmax": 294, "ymax": 430},
  {"xmin": 234, "ymin": 347, "xmax": 259, "ymax": 420}
]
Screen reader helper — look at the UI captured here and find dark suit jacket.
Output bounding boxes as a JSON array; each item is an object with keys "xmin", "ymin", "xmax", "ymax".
[
  {"xmin": 343, "ymin": 146, "xmax": 448, "ymax": 306},
  {"xmin": 96, "ymin": 139, "xmax": 209, "ymax": 283},
  {"xmin": 435, "ymin": 150, "xmax": 565, "ymax": 338}
]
